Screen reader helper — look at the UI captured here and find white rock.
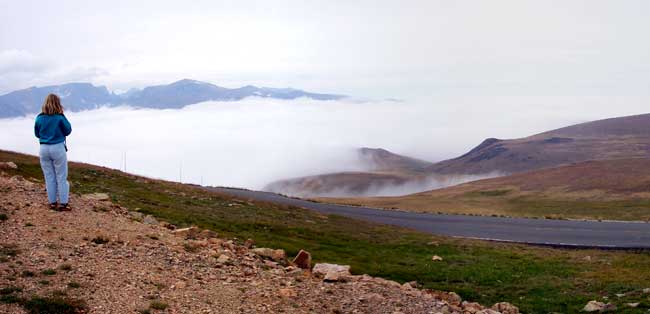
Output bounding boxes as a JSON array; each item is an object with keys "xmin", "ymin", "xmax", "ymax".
[
  {"xmin": 432, "ymin": 255, "xmax": 443, "ymax": 261},
  {"xmin": 0, "ymin": 161, "xmax": 18, "ymax": 169},
  {"xmin": 82, "ymin": 193, "xmax": 110, "ymax": 201},
  {"xmin": 312, "ymin": 263, "xmax": 351, "ymax": 281},
  {"xmin": 583, "ymin": 301, "xmax": 605, "ymax": 312}
]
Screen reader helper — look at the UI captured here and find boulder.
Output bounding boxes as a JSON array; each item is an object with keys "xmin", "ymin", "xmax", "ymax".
[
  {"xmin": 462, "ymin": 301, "xmax": 485, "ymax": 313},
  {"xmin": 172, "ymin": 226, "xmax": 199, "ymax": 238},
  {"xmin": 582, "ymin": 300, "xmax": 609, "ymax": 312},
  {"xmin": 491, "ymin": 302, "xmax": 519, "ymax": 314},
  {"xmin": 82, "ymin": 193, "xmax": 110, "ymax": 201},
  {"xmin": 432, "ymin": 255, "xmax": 443, "ymax": 261},
  {"xmin": 628, "ymin": 303, "xmax": 640, "ymax": 308},
  {"xmin": 128, "ymin": 211, "xmax": 144, "ymax": 221},
  {"xmin": 251, "ymin": 248, "xmax": 286, "ymax": 262},
  {"xmin": 244, "ymin": 238, "xmax": 255, "ymax": 248},
  {"xmin": 312, "ymin": 263, "xmax": 351, "ymax": 282},
  {"xmin": 199, "ymin": 229, "xmax": 218, "ymax": 239},
  {"xmin": 643, "ymin": 288, "xmax": 650, "ymax": 294},
  {"xmin": 291, "ymin": 250, "xmax": 312, "ymax": 269},
  {"xmin": 143, "ymin": 215, "xmax": 158, "ymax": 225},
  {"xmin": 0, "ymin": 161, "xmax": 18, "ymax": 169}
]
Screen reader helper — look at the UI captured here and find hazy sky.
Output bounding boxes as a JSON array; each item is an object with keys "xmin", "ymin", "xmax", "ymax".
[{"xmin": 2, "ymin": 0, "xmax": 650, "ymax": 99}]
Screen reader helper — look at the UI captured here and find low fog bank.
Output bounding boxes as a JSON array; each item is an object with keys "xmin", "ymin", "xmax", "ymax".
[
  {"xmin": 1, "ymin": 95, "xmax": 648, "ymax": 192},
  {"xmin": 265, "ymin": 172, "xmax": 504, "ymax": 198}
]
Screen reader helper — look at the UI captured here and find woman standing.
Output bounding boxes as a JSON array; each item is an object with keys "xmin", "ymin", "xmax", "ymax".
[{"xmin": 34, "ymin": 94, "xmax": 72, "ymax": 211}]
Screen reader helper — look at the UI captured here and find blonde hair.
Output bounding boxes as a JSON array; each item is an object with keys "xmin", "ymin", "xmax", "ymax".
[{"xmin": 41, "ymin": 94, "xmax": 64, "ymax": 115}]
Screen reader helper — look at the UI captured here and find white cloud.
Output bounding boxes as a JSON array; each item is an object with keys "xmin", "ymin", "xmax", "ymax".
[{"xmin": 1, "ymin": 95, "xmax": 649, "ymax": 191}]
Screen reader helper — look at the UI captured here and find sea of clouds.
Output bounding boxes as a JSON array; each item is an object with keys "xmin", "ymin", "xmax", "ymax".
[{"xmin": 1, "ymin": 95, "xmax": 649, "ymax": 193}]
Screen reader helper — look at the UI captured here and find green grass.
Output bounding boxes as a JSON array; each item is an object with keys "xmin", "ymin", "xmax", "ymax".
[
  {"xmin": 3, "ymin": 149, "xmax": 650, "ymax": 313},
  {"xmin": 504, "ymin": 197, "xmax": 650, "ymax": 221}
]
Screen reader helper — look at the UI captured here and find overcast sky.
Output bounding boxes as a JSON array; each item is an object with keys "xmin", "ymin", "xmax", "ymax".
[{"xmin": 2, "ymin": 0, "xmax": 650, "ymax": 99}]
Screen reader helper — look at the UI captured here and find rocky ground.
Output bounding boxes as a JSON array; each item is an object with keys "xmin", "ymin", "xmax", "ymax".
[{"xmin": 0, "ymin": 170, "xmax": 519, "ymax": 314}]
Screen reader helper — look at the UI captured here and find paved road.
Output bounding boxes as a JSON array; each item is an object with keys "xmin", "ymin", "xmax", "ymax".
[{"xmin": 208, "ymin": 187, "xmax": 650, "ymax": 249}]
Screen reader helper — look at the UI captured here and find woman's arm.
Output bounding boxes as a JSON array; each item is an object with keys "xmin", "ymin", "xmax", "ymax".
[
  {"xmin": 60, "ymin": 115, "xmax": 72, "ymax": 136},
  {"xmin": 34, "ymin": 119, "xmax": 40, "ymax": 139}
]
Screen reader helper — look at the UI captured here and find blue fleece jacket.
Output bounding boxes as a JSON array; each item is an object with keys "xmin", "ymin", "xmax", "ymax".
[{"xmin": 34, "ymin": 113, "xmax": 72, "ymax": 144}]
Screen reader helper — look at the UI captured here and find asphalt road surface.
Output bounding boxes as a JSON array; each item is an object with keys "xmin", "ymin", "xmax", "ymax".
[{"xmin": 209, "ymin": 187, "xmax": 650, "ymax": 249}]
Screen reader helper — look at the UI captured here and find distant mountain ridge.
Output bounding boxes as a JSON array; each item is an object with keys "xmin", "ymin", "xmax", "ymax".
[
  {"xmin": 0, "ymin": 79, "xmax": 345, "ymax": 118},
  {"xmin": 427, "ymin": 113, "xmax": 650, "ymax": 175},
  {"xmin": 267, "ymin": 113, "xmax": 650, "ymax": 197}
]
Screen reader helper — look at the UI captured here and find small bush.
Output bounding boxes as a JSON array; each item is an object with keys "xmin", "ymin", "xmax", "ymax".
[
  {"xmin": 67, "ymin": 282, "xmax": 81, "ymax": 289},
  {"xmin": 39, "ymin": 280, "xmax": 50, "ymax": 285},
  {"xmin": 21, "ymin": 270, "xmax": 35, "ymax": 277},
  {"xmin": 0, "ymin": 286, "xmax": 23, "ymax": 295},
  {"xmin": 90, "ymin": 236, "xmax": 109, "ymax": 245},
  {"xmin": 0, "ymin": 294, "xmax": 22, "ymax": 304},
  {"xmin": 24, "ymin": 222, "xmax": 34, "ymax": 227},
  {"xmin": 59, "ymin": 264, "xmax": 73, "ymax": 271},
  {"xmin": 0, "ymin": 213, "xmax": 8, "ymax": 221},
  {"xmin": 41, "ymin": 269, "xmax": 57, "ymax": 276},
  {"xmin": 149, "ymin": 300, "xmax": 168, "ymax": 310},
  {"xmin": 23, "ymin": 296, "xmax": 87, "ymax": 314}
]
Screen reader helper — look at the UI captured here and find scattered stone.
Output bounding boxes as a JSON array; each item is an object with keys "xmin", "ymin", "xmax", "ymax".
[
  {"xmin": 278, "ymin": 288, "xmax": 297, "ymax": 298},
  {"xmin": 432, "ymin": 255, "xmax": 443, "ymax": 261},
  {"xmin": 82, "ymin": 192, "xmax": 111, "ymax": 201},
  {"xmin": 615, "ymin": 293, "xmax": 626, "ymax": 298},
  {"xmin": 216, "ymin": 254, "xmax": 230, "ymax": 264},
  {"xmin": 244, "ymin": 238, "xmax": 255, "ymax": 248},
  {"xmin": 291, "ymin": 249, "xmax": 312, "ymax": 269},
  {"xmin": 627, "ymin": 302, "xmax": 640, "ymax": 308},
  {"xmin": 583, "ymin": 300, "xmax": 616, "ymax": 312},
  {"xmin": 583, "ymin": 255, "xmax": 592, "ymax": 261},
  {"xmin": 143, "ymin": 215, "xmax": 158, "ymax": 225},
  {"xmin": 644, "ymin": 288, "xmax": 650, "ymax": 294},
  {"xmin": 173, "ymin": 280, "xmax": 187, "ymax": 289},
  {"xmin": 491, "ymin": 302, "xmax": 520, "ymax": 314},
  {"xmin": 0, "ymin": 161, "xmax": 18, "ymax": 169}
]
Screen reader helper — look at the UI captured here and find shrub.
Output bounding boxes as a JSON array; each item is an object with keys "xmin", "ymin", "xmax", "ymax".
[
  {"xmin": 149, "ymin": 300, "xmax": 168, "ymax": 310},
  {"xmin": 41, "ymin": 269, "xmax": 57, "ymax": 276},
  {"xmin": 22, "ymin": 296, "xmax": 87, "ymax": 314},
  {"xmin": 67, "ymin": 282, "xmax": 81, "ymax": 289},
  {"xmin": 21, "ymin": 270, "xmax": 35, "ymax": 277},
  {"xmin": 90, "ymin": 236, "xmax": 109, "ymax": 245},
  {"xmin": 59, "ymin": 264, "xmax": 73, "ymax": 271}
]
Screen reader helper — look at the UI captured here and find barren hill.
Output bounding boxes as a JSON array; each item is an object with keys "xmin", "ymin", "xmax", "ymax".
[
  {"xmin": 264, "ymin": 148, "xmax": 438, "ymax": 197},
  {"xmin": 428, "ymin": 113, "xmax": 650, "ymax": 175},
  {"xmin": 321, "ymin": 158, "xmax": 650, "ymax": 221}
]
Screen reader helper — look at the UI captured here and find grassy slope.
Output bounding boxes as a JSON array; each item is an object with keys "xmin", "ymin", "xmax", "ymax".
[
  {"xmin": 2, "ymin": 150, "xmax": 650, "ymax": 313},
  {"xmin": 322, "ymin": 158, "xmax": 650, "ymax": 221}
]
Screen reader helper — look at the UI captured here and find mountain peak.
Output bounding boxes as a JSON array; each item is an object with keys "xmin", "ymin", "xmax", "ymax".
[{"xmin": 0, "ymin": 80, "xmax": 346, "ymax": 117}]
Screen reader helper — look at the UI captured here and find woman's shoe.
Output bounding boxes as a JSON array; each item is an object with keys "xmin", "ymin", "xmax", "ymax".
[
  {"xmin": 58, "ymin": 203, "xmax": 72, "ymax": 211},
  {"xmin": 49, "ymin": 203, "xmax": 57, "ymax": 210}
]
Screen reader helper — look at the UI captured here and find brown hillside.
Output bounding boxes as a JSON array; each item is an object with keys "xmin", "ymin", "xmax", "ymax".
[
  {"xmin": 428, "ymin": 113, "xmax": 650, "ymax": 175},
  {"xmin": 0, "ymin": 171, "xmax": 513, "ymax": 313}
]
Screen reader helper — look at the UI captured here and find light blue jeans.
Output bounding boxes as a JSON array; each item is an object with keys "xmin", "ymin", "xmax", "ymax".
[{"xmin": 39, "ymin": 142, "xmax": 69, "ymax": 204}]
